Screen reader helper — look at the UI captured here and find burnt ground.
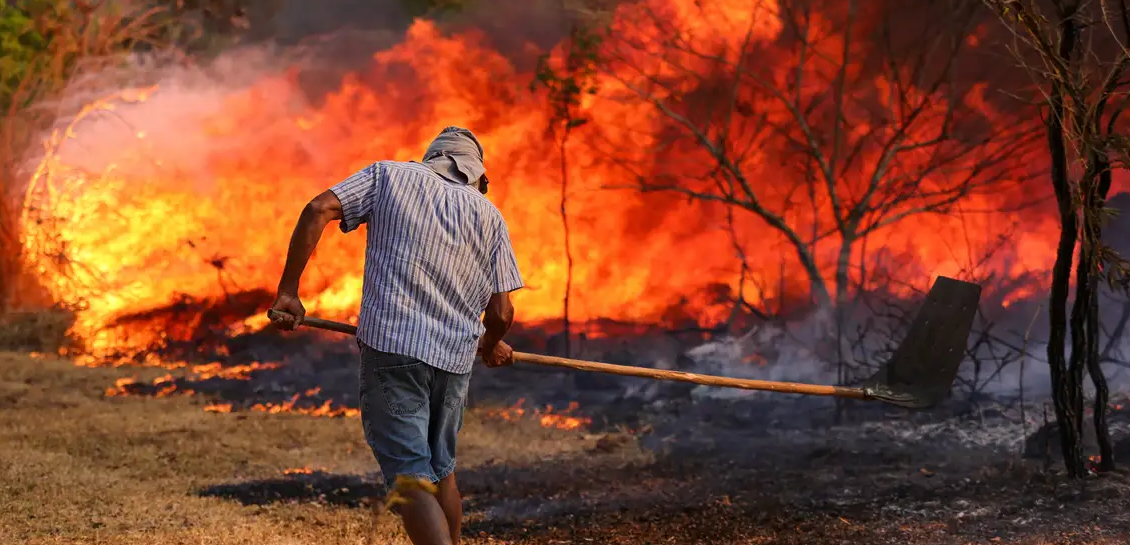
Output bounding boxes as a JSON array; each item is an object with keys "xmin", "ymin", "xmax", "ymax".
[
  {"xmin": 192, "ymin": 391, "xmax": 1130, "ymax": 544},
  {"xmin": 81, "ymin": 321, "xmax": 1130, "ymax": 544}
]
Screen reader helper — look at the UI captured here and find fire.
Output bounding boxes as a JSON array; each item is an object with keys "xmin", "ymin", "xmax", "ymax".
[
  {"xmin": 104, "ymin": 376, "xmax": 138, "ymax": 397},
  {"xmin": 283, "ymin": 465, "xmax": 328, "ymax": 475},
  {"xmin": 103, "ymin": 373, "xmax": 196, "ymax": 398},
  {"xmin": 487, "ymin": 398, "xmax": 593, "ymax": 431},
  {"xmin": 250, "ymin": 392, "xmax": 361, "ymax": 418},
  {"xmin": 95, "ymin": 358, "xmax": 358, "ymax": 418},
  {"xmin": 16, "ymin": 0, "xmax": 1065, "ymax": 363}
]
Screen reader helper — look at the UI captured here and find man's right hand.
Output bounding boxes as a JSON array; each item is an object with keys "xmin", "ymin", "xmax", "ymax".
[
  {"xmin": 269, "ymin": 293, "xmax": 306, "ymax": 331},
  {"xmin": 479, "ymin": 340, "xmax": 515, "ymax": 368}
]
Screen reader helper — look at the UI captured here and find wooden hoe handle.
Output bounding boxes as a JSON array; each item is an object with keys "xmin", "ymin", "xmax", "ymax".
[{"xmin": 266, "ymin": 310, "xmax": 869, "ymax": 400}]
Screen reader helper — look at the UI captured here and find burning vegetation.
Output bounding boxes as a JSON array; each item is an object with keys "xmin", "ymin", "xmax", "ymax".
[
  {"xmin": 17, "ymin": 0, "xmax": 1060, "ymax": 348},
  {"xmin": 10, "ymin": 0, "xmax": 1067, "ymax": 417},
  {"xmin": 485, "ymin": 398, "xmax": 593, "ymax": 431}
]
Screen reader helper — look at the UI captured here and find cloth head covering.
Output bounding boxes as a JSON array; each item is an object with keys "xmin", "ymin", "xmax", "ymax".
[{"xmin": 421, "ymin": 126, "xmax": 486, "ymax": 186}]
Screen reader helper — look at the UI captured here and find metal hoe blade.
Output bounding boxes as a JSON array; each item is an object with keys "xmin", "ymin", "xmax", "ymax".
[{"xmin": 860, "ymin": 276, "xmax": 982, "ymax": 409}]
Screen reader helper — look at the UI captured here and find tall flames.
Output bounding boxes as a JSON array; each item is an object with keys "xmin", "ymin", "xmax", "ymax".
[{"xmin": 19, "ymin": 0, "xmax": 1070, "ymax": 362}]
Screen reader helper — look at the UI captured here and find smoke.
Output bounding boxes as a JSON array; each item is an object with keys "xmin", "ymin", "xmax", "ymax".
[
  {"xmin": 683, "ymin": 192, "xmax": 1130, "ymax": 404},
  {"xmin": 33, "ymin": 0, "xmax": 578, "ymax": 181},
  {"xmin": 246, "ymin": 0, "xmax": 572, "ymax": 69}
]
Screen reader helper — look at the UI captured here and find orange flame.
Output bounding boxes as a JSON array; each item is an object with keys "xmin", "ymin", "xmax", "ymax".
[
  {"xmin": 250, "ymin": 392, "xmax": 360, "ymax": 418},
  {"xmin": 104, "ymin": 376, "xmax": 138, "ymax": 397},
  {"xmin": 283, "ymin": 465, "xmax": 328, "ymax": 475},
  {"xmin": 487, "ymin": 398, "xmax": 592, "ymax": 431},
  {"xmin": 17, "ymin": 1, "xmax": 1067, "ymax": 365}
]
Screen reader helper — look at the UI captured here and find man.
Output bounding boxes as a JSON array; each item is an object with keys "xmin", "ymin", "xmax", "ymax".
[{"xmin": 268, "ymin": 126, "xmax": 523, "ymax": 545}]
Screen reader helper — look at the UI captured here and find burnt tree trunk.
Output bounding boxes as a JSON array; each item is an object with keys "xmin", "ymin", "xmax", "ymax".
[
  {"xmin": 1069, "ymin": 237, "xmax": 1093, "ymax": 467},
  {"xmin": 1046, "ymin": 10, "xmax": 1087, "ymax": 478},
  {"xmin": 1084, "ymin": 161, "xmax": 1115, "ymax": 471}
]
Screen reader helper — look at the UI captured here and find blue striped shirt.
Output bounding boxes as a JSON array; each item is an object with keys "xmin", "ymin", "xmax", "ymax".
[{"xmin": 330, "ymin": 161, "xmax": 524, "ymax": 374}]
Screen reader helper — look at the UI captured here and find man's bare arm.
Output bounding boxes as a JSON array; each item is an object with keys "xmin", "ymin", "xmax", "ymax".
[
  {"xmin": 479, "ymin": 292, "xmax": 516, "ymax": 367},
  {"xmin": 277, "ymin": 190, "xmax": 343, "ymax": 296},
  {"xmin": 481, "ymin": 292, "xmax": 515, "ymax": 349}
]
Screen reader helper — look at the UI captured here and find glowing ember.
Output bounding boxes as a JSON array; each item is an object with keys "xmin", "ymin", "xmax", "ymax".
[
  {"xmin": 283, "ymin": 465, "xmax": 328, "ymax": 475},
  {"xmin": 487, "ymin": 398, "xmax": 592, "ymax": 431},
  {"xmin": 250, "ymin": 393, "xmax": 360, "ymax": 418},
  {"xmin": 103, "ymin": 374, "xmax": 195, "ymax": 398},
  {"xmin": 94, "ymin": 359, "xmax": 356, "ymax": 418},
  {"xmin": 104, "ymin": 376, "xmax": 138, "ymax": 397},
  {"xmin": 189, "ymin": 361, "xmax": 282, "ymax": 380}
]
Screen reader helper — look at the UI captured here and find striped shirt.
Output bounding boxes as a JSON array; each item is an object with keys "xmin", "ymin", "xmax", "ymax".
[{"xmin": 330, "ymin": 160, "xmax": 524, "ymax": 374}]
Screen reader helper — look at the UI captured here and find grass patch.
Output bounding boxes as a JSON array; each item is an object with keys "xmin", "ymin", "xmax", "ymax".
[
  {"xmin": 0, "ymin": 351, "xmax": 642, "ymax": 544},
  {"xmin": 0, "ymin": 306, "xmax": 76, "ymax": 352}
]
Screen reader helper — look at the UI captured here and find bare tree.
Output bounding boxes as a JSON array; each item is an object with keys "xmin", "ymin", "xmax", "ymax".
[
  {"xmin": 983, "ymin": 0, "xmax": 1130, "ymax": 477},
  {"xmin": 593, "ymin": 0, "xmax": 1034, "ymax": 311},
  {"xmin": 534, "ymin": 20, "xmax": 603, "ymax": 357}
]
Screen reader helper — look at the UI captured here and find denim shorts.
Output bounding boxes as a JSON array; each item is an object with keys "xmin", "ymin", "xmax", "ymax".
[{"xmin": 358, "ymin": 342, "xmax": 470, "ymax": 491}]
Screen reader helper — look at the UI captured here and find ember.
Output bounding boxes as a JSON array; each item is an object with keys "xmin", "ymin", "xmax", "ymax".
[
  {"xmin": 250, "ymin": 393, "xmax": 360, "ymax": 419},
  {"xmin": 104, "ymin": 376, "xmax": 138, "ymax": 397},
  {"xmin": 283, "ymin": 466, "xmax": 328, "ymax": 476},
  {"xmin": 487, "ymin": 398, "xmax": 592, "ymax": 431}
]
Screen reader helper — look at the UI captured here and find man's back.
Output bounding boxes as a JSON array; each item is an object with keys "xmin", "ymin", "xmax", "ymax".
[
  {"xmin": 330, "ymin": 160, "xmax": 523, "ymax": 374},
  {"xmin": 270, "ymin": 126, "xmax": 519, "ymax": 545}
]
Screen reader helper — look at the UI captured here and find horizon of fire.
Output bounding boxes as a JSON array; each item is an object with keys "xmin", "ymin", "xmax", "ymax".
[{"xmin": 20, "ymin": 0, "xmax": 1069, "ymax": 355}]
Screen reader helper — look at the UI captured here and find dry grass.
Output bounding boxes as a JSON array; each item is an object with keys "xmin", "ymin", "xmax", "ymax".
[
  {"xmin": 0, "ymin": 351, "xmax": 634, "ymax": 545},
  {"xmin": 0, "ymin": 306, "xmax": 77, "ymax": 352}
]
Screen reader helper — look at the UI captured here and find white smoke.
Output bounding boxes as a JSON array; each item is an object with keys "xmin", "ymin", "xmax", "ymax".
[{"xmin": 679, "ymin": 293, "xmax": 1130, "ymax": 403}]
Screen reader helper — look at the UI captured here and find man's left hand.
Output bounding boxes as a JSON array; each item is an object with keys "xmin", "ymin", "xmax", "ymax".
[
  {"xmin": 480, "ymin": 340, "xmax": 515, "ymax": 368},
  {"xmin": 269, "ymin": 293, "xmax": 306, "ymax": 331}
]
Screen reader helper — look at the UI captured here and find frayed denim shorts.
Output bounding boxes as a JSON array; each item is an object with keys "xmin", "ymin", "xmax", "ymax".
[{"xmin": 358, "ymin": 341, "xmax": 470, "ymax": 492}]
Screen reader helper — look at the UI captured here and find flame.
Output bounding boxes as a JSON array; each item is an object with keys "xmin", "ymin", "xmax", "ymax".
[
  {"xmin": 97, "ymin": 359, "xmax": 357, "ymax": 418},
  {"xmin": 487, "ymin": 398, "xmax": 592, "ymax": 431},
  {"xmin": 17, "ymin": 0, "xmax": 1071, "ymax": 365},
  {"xmin": 249, "ymin": 392, "xmax": 360, "ymax": 418},
  {"xmin": 104, "ymin": 376, "xmax": 138, "ymax": 396},
  {"xmin": 283, "ymin": 465, "xmax": 328, "ymax": 475}
]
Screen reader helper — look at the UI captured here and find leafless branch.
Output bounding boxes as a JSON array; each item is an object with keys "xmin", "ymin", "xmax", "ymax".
[{"xmin": 594, "ymin": 0, "xmax": 1035, "ymax": 310}]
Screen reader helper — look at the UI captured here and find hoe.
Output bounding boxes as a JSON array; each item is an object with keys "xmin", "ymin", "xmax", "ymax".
[{"xmin": 268, "ymin": 276, "xmax": 981, "ymax": 409}]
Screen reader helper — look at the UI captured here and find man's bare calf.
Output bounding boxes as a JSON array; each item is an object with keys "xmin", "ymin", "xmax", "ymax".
[{"xmin": 395, "ymin": 485, "xmax": 454, "ymax": 545}]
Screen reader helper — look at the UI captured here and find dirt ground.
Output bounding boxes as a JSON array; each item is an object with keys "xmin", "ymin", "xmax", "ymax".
[{"xmin": 2, "ymin": 351, "xmax": 1128, "ymax": 545}]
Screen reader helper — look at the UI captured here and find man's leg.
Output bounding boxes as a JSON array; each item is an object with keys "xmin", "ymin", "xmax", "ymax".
[
  {"xmin": 358, "ymin": 344, "xmax": 451, "ymax": 545},
  {"xmin": 394, "ymin": 488, "xmax": 451, "ymax": 545},
  {"xmin": 435, "ymin": 472, "xmax": 462, "ymax": 545},
  {"xmin": 429, "ymin": 368, "xmax": 471, "ymax": 545}
]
